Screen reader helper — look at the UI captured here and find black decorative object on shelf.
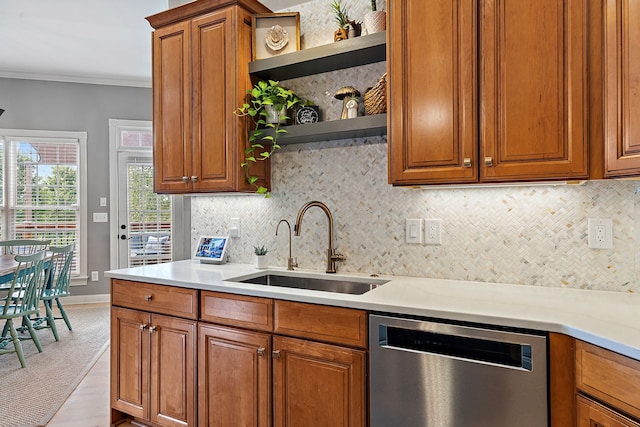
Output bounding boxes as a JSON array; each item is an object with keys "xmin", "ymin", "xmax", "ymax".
[{"xmin": 296, "ymin": 106, "xmax": 320, "ymax": 124}]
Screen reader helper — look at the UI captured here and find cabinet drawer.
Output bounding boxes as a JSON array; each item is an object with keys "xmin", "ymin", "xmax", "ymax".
[
  {"xmin": 111, "ymin": 279, "xmax": 198, "ymax": 320},
  {"xmin": 576, "ymin": 340, "xmax": 640, "ymax": 420},
  {"xmin": 200, "ymin": 291, "xmax": 273, "ymax": 332},
  {"xmin": 274, "ymin": 300, "xmax": 367, "ymax": 348},
  {"xmin": 577, "ymin": 395, "xmax": 640, "ymax": 427}
]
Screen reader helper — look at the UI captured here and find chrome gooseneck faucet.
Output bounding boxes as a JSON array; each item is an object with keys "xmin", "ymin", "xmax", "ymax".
[
  {"xmin": 294, "ymin": 201, "xmax": 345, "ymax": 273},
  {"xmin": 276, "ymin": 219, "xmax": 298, "ymax": 271}
]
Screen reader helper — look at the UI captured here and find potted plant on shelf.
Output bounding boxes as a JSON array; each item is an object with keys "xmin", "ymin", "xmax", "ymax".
[
  {"xmin": 234, "ymin": 80, "xmax": 303, "ymax": 196},
  {"xmin": 253, "ymin": 245, "xmax": 269, "ymax": 269},
  {"xmin": 330, "ymin": 0, "xmax": 350, "ymax": 41},
  {"xmin": 364, "ymin": 0, "xmax": 386, "ymax": 34}
]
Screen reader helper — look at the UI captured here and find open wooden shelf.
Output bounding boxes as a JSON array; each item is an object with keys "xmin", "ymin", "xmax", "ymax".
[
  {"xmin": 252, "ymin": 114, "xmax": 387, "ymax": 145},
  {"xmin": 249, "ymin": 32, "xmax": 386, "ymax": 81}
]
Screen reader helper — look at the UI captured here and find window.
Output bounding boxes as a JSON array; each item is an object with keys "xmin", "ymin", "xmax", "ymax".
[{"xmin": 0, "ymin": 129, "xmax": 87, "ymax": 283}]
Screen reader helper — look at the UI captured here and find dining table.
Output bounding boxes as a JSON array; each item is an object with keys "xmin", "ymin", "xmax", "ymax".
[{"xmin": 0, "ymin": 253, "xmax": 51, "ymax": 290}]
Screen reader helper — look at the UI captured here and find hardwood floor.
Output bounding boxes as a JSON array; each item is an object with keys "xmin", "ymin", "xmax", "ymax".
[{"xmin": 47, "ymin": 346, "xmax": 110, "ymax": 426}]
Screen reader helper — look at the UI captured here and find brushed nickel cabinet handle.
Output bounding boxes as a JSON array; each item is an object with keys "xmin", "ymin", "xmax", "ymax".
[
  {"xmin": 191, "ymin": 176, "xmax": 198, "ymax": 182},
  {"xmin": 272, "ymin": 350, "xmax": 281, "ymax": 359},
  {"xmin": 182, "ymin": 176, "xmax": 189, "ymax": 183},
  {"xmin": 484, "ymin": 157, "xmax": 493, "ymax": 167},
  {"xmin": 149, "ymin": 325, "xmax": 157, "ymax": 333},
  {"xmin": 139, "ymin": 324, "xmax": 148, "ymax": 330},
  {"xmin": 144, "ymin": 295, "xmax": 152, "ymax": 302},
  {"xmin": 463, "ymin": 158, "xmax": 472, "ymax": 168},
  {"xmin": 257, "ymin": 347, "xmax": 266, "ymax": 356}
]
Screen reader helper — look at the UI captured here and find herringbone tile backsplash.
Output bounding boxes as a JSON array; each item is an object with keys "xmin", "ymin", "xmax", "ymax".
[{"xmin": 191, "ymin": 0, "xmax": 639, "ymax": 293}]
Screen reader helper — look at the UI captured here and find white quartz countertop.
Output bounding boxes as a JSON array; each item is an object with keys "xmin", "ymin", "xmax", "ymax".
[{"xmin": 106, "ymin": 260, "xmax": 640, "ymax": 360}]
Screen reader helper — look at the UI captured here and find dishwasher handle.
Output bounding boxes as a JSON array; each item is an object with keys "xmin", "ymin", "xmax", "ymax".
[{"xmin": 378, "ymin": 324, "xmax": 533, "ymax": 371}]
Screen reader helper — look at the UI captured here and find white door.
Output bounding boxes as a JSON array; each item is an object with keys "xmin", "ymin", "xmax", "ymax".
[
  {"xmin": 117, "ymin": 152, "xmax": 173, "ymax": 267},
  {"xmin": 109, "ymin": 119, "xmax": 189, "ymax": 270}
]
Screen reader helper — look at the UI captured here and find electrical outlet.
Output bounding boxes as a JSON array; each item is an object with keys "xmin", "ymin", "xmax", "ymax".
[
  {"xmin": 91, "ymin": 271, "xmax": 99, "ymax": 281},
  {"xmin": 229, "ymin": 218, "xmax": 241, "ymax": 238},
  {"xmin": 405, "ymin": 218, "xmax": 423, "ymax": 244},
  {"xmin": 424, "ymin": 219, "xmax": 442, "ymax": 245},
  {"xmin": 588, "ymin": 218, "xmax": 613, "ymax": 249}
]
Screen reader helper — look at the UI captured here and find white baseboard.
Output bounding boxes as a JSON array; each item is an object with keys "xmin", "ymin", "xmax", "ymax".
[{"xmin": 64, "ymin": 294, "xmax": 110, "ymax": 305}]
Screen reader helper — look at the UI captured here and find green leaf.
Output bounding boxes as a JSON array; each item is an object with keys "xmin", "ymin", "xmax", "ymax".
[
  {"xmin": 249, "ymin": 176, "xmax": 259, "ymax": 184},
  {"xmin": 261, "ymin": 152, "xmax": 270, "ymax": 158},
  {"xmin": 256, "ymin": 186, "xmax": 268, "ymax": 194}
]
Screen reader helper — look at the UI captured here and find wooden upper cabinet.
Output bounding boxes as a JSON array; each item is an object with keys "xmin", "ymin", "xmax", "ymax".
[
  {"xmin": 480, "ymin": 0, "xmax": 588, "ymax": 182},
  {"xmin": 389, "ymin": 0, "xmax": 589, "ymax": 185},
  {"xmin": 148, "ymin": 0, "xmax": 270, "ymax": 194},
  {"xmin": 388, "ymin": 0, "xmax": 478, "ymax": 185},
  {"xmin": 604, "ymin": 0, "xmax": 640, "ymax": 177}
]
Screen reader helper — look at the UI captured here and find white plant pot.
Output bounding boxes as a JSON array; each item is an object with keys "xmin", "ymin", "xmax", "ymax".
[
  {"xmin": 265, "ymin": 105, "xmax": 287, "ymax": 124},
  {"xmin": 254, "ymin": 255, "xmax": 268, "ymax": 269},
  {"xmin": 364, "ymin": 11, "xmax": 386, "ymax": 35}
]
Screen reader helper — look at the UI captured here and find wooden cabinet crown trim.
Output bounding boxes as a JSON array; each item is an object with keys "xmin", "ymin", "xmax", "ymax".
[{"xmin": 146, "ymin": 0, "xmax": 271, "ymax": 28}]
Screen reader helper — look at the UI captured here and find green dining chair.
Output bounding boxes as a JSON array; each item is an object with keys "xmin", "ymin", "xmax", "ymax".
[
  {"xmin": 0, "ymin": 251, "xmax": 46, "ymax": 368},
  {"xmin": 32, "ymin": 244, "xmax": 75, "ymax": 341},
  {"xmin": 0, "ymin": 239, "xmax": 51, "ymax": 255}
]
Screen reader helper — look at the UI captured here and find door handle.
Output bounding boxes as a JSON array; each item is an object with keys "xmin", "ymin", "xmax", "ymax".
[{"xmin": 272, "ymin": 350, "xmax": 281, "ymax": 359}]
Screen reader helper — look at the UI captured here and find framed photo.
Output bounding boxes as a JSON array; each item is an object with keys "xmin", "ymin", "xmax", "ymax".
[
  {"xmin": 194, "ymin": 236, "xmax": 230, "ymax": 264},
  {"xmin": 252, "ymin": 12, "xmax": 300, "ymax": 60}
]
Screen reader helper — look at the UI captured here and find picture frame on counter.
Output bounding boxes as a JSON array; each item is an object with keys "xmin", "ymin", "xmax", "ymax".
[{"xmin": 252, "ymin": 12, "xmax": 300, "ymax": 60}]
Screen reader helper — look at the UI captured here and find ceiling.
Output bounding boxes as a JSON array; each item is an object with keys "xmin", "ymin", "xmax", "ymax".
[{"xmin": 0, "ymin": 0, "xmax": 309, "ymax": 88}]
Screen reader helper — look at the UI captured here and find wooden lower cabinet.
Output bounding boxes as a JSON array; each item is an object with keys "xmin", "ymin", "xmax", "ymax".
[
  {"xmin": 198, "ymin": 323, "xmax": 271, "ymax": 427},
  {"xmin": 578, "ymin": 395, "xmax": 640, "ymax": 427},
  {"xmin": 111, "ymin": 306, "xmax": 197, "ymax": 427},
  {"xmin": 272, "ymin": 335, "xmax": 366, "ymax": 427}
]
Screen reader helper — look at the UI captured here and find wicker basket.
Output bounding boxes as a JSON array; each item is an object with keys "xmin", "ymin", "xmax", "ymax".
[{"xmin": 364, "ymin": 73, "xmax": 387, "ymax": 115}]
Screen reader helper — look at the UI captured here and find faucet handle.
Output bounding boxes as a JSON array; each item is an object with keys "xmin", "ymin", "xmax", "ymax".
[{"xmin": 331, "ymin": 253, "xmax": 346, "ymax": 262}]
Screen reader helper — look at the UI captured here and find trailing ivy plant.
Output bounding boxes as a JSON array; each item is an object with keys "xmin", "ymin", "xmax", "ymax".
[{"xmin": 234, "ymin": 80, "xmax": 303, "ymax": 197}]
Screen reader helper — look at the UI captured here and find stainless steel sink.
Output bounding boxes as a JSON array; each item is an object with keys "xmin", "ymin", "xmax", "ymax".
[{"xmin": 230, "ymin": 273, "xmax": 388, "ymax": 295}]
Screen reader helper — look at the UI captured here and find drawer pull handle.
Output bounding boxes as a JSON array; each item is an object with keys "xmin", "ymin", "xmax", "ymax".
[
  {"xmin": 257, "ymin": 347, "xmax": 266, "ymax": 356},
  {"xmin": 149, "ymin": 326, "xmax": 157, "ymax": 333},
  {"xmin": 182, "ymin": 176, "xmax": 189, "ymax": 183},
  {"xmin": 139, "ymin": 324, "xmax": 148, "ymax": 331},
  {"xmin": 484, "ymin": 157, "xmax": 493, "ymax": 167},
  {"xmin": 463, "ymin": 158, "xmax": 472, "ymax": 168},
  {"xmin": 191, "ymin": 176, "xmax": 198, "ymax": 182},
  {"xmin": 144, "ymin": 295, "xmax": 153, "ymax": 302},
  {"xmin": 272, "ymin": 350, "xmax": 281, "ymax": 359}
]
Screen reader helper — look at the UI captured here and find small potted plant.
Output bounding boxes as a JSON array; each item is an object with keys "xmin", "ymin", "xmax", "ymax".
[
  {"xmin": 234, "ymin": 80, "xmax": 303, "ymax": 196},
  {"xmin": 330, "ymin": 0, "xmax": 350, "ymax": 41},
  {"xmin": 364, "ymin": 0, "xmax": 386, "ymax": 34},
  {"xmin": 253, "ymin": 245, "xmax": 269, "ymax": 269}
]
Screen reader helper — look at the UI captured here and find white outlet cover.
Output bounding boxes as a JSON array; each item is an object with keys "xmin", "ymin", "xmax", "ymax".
[
  {"xmin": 588, "ymin": 218, "xmax": 613, "ymax": 249},
  {"xmin": 424, "ymin": 218, "xmax": 442, "ymax": 245}
]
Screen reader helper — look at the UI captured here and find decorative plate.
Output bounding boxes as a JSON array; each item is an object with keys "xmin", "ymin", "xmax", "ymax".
[
  {"xmin": 296, "ymin": 106, "xmax": 320, "ymax": 124},
  {"xmin": 265, "ymin": 25, "xmax": 289, "ymax": 51}
]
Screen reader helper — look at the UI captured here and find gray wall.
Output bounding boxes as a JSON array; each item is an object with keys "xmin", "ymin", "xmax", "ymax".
[{"xmin": 0, "ymin": 77, "xmax": 151, "ymax": 296}]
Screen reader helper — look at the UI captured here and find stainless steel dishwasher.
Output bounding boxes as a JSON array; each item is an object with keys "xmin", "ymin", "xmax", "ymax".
[{"xmin": 370, "ymin": 314, "xmax": 548, "ymax": 427}]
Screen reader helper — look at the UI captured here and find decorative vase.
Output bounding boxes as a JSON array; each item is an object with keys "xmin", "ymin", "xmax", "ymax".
[
  {"xmin": 254, "ymin": 255, "xmax": 268, "ymax": 269},
  {"xmin": 334, "ymin": 28, "xmax": 348, "ymax": 42},
  {"xmin": 265, "ymin": 105, "xmax": 287, "ymax": 124},
  {"xmin": 364, "ymin": 10, "xmax": 386, "ymax": 34}
]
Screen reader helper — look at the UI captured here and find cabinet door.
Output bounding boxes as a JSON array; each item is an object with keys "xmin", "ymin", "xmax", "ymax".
[
  {"xmin": 149, "ymin": 314, "xmax": 197, "ymax": 427},
  {"xmin": 480, "ymin": 0, "xmax": 588, "ymax": 181},
  {"xmin": 577, "ymin": 395, "xmax": 640, "ymax": 427},
  {"xmin": 110, "ymin": 307, "xmax": 151, "ymax": 420},
  {"xmin": 273, "ymin": 335, "xmax": 366, "ymax": 427},
  {"xmin": 388, "ymin": 0, "xmax": 477, "ymax": 185},
  {"xmin": 198, "ymin": 324, "xmax": 271, "ymax": 427},
  {"xmin": 152, "ymin": 20, "xmax": 192, "ymax": 193},
  {"xmin": 191, "ymin": 8, "xmax": 236, "ymax": 192},
  {"xmin": 604, "ymin": 0, "xmax": 640, "ymax": 176}
]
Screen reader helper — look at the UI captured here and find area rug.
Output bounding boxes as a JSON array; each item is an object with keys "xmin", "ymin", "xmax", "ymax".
[{"xmin": 0, "ymin": 304, "xmax": 110, "ymax": 427}]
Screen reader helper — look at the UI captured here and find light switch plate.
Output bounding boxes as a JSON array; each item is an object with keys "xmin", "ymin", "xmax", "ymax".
[
  {"xmin": 405, "ymin": 218, "xmax": 423, "ymax": 244},
  {"xmin": 93, "ymin": 212, "xmax": 108, "ymax": 223},
  {"xmin": 229, "ymin": 218, "xmax": 241, "ymax": 238}
]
